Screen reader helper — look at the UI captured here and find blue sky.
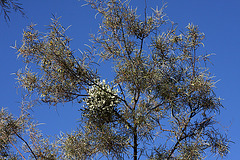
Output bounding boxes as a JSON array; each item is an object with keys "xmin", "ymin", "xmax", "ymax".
[{"xmin": 1, "ymin": 0, "xmax": 239, "ymax": 159}]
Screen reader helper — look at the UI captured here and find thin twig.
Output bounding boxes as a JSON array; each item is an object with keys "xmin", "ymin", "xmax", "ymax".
[{"xmin": 9, "ymin": 139, "xmax": 26, "ymax": 160}]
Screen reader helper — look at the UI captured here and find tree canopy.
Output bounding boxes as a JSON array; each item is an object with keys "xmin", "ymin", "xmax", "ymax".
[{"xmin": 1, "ymin": 0, "xmax": 230, "ymax": 159}]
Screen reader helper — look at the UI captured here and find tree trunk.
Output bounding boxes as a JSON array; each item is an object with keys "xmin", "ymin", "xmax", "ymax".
[{"xmin": 133, "ymin": 127, "xmax": 138, "ymax": 160}]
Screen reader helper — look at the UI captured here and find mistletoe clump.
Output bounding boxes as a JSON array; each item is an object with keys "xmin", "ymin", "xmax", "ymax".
[{"xmin": 83, "ymin": 80, "xmax": 120, "ymax": 125}]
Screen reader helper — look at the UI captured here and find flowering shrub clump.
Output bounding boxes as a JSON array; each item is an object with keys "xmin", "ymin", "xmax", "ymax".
[{"xmin": 83, "ymin": 80, "xmax": 120, "ymax": 124}]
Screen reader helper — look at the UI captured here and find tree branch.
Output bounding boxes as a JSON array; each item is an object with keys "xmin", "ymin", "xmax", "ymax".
[
  {"xmin": 14, "ymin": 131, "xmax": 38, "ymax": 160},
  {"xmin": 9, "ymin": 138, "xmax": 26, "ymax": 160}
]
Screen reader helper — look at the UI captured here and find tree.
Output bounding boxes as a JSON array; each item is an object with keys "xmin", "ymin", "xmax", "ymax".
[
  {"xmin": 0, "ymin": 0, "xmax": 24, "ymax": 22},
  {"xmin": 3, "ymin": 0, "xmax": 230, "ymax": 159}
]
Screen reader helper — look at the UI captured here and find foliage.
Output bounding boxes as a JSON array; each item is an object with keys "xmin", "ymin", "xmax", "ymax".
[
  {"xmin": 2, "ymin": 0, "xmax": 230, "ymax": 159},
  {"xmin": 0, "ymin": 107, "xmax": 23, "ymax": 159},
  {"xmin": 0, "ymin": 0, "xmax": 24, "ymax": 22},
  {"xmin": 0, "ymin": 107, "xmax": 61, "ymax": 160}
]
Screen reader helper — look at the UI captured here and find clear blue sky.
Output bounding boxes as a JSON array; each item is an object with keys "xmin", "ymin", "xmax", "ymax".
[{"xmin": 1, "ymin": 0, "xmax": 239, "ymax": 159}]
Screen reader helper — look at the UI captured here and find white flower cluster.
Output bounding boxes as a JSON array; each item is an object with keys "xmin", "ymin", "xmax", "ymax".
[{"xmin": 83, "ymin": 79, "xmax": 120, "ymax": 123}]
